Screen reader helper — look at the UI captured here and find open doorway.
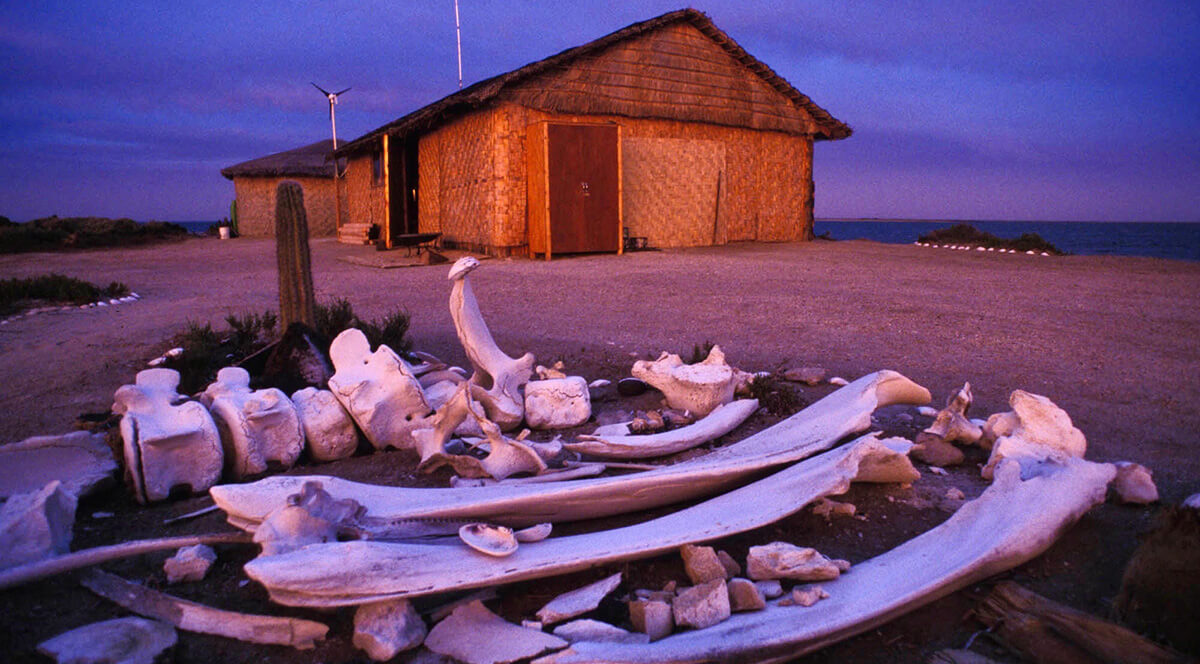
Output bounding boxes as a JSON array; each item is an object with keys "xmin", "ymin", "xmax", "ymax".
[{"xmin": 387, "ymin": 137, "xmax": 420, "ymax": 240}]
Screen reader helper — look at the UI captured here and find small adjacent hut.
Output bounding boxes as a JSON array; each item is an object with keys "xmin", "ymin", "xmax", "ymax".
[
  {"xmin": 221, "ymin": 140, "xmax": 343, "ymax": 237},
  {"xmin": 335, "ymin": 8, "xmax": 850, "ymax": 257}
]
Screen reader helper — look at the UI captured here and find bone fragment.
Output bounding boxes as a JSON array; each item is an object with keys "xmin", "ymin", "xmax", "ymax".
[
  {"xmin": 536, "ymin": 572, "xmax": 623, "ymax": 625},
  {"xmin": 673, "ymin": 579, "xmax": 730, "ymax": 629},
  {"xmin": 533, "ymin": 457, "xmax": 1116, "ymax": 663},
  {"xmin": 0, "ymin": 532, "xmax": 249, "ymax": 591},
  {"xmin": 459, "ymin": 523, "xmax": 518, "ymax": 557},
  {"xmin": 728, "ymin": 578, "xmax": 766, "ymax": 611},
  {"xmin": 0, "ymin": 431, "xmax": 116, "ymax": 500},
  {"xmin": 567, "ymin": 399, "xmax": 758, "ymax": 459},
  {"xmin": 448, "ymin": 257, "xmax": 535, "ymax": 430},
  {"xmin": 413, "ymin": 382, "xmax": 475, "ymax": 469},
  {"xmin": 204, "ymin": 367, "xmax": 304, "ymax": 479},
  {"xmin": 80, "ymin": 569, "xmax": 328, "ymax": 649},
  {"xmin": 214, "ymin": 370, "xmax": 930, "ymax": 532},
  {"xmin": 525, "ymin": 377, "xmax": 591, "ymax": 430},
  {"xmin": 37, "ymin": 617, "xmax": 177, "ymax": 664},
  {"xmin": 536, "ymin": 361, "xmax": 568, "ymax": 380},
  {"xmin": 629, "ymin": 600, "xmax": 673, "ymax": 641},
  {"xmin": 328, "ymin": 328, "xmax": 432, "ymax": 451},
  {"xmin": 553, "ymin": 619, "xmax": 649, "ymax": 644},
  {"xmin": 242, "ymin": 434, "xmax": 919, "ymax": 606},
  {"xmin": 1110, "ymin": 461, "xmax": 1159, "ymax": 504},
  {"xmin": 0, "ymin": 481, "xmax": 76, "ymax": 571},
  {"xmin": 425, "ymin": 600, "xmax": 567, "ymax": 664},
  {"xmin": 421, "ymin": 400, "xmax": 546, "ymax": 480},
  {"xmin": 291, "ymin": 387, "xmax": 357, "ymax": 462},
  {"xmin": 746, "ymin": 542, "xmax": 842, "ymax": 581},
  {"xmin": 114, "ymin": 368, "xmax": 222, "ymax": 503},
  {"xmin": 514, "ymin": 522, "xmax": 553, "ymax": 542},
  {"xmin": 353, "ymin": 598, "xmax": 426, "ymax": 661},
  {"xmin": 163, "ymin": 544, "xmax": 216, "ymax": 583},
  {"xmin": 829, "ymin": 376, "xmax": 849, "ymax": 386},
  {"xmin": 631, "ymin": 346, "xmax": 736, "ymax": 416},
  {"xmin": 253, "ymin": 481, "xmax": 364, "ymax": 556},
  {"xmin": 918, "ymin": 382, "xmax": 983, "ymax": 446},
  {"xmin": 981, "ymin": 390, "xmax": 1087, "ymax": 479}
]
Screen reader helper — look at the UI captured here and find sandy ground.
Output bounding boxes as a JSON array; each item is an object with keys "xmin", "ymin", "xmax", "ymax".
[{"xmin": 1, "ymin": 236, "xmax": 1198, "ymax": 662}]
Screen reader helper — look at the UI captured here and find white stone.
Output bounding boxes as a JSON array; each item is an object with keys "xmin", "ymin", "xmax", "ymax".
[
  {"xmin": 425, "ymin": 600, "xmax": 567, "ymax": 664},
  {"xmin": 204, "ymin": 367, "xmax": 304, "ymax": 479},
  {"xmin": 37, "ymin": 617, "xmax": 177, "ymax": 664},
  {"xmin": 0, "ymin": 481, "xmax": 76, "ymax": 570},
  {"xmin": 353, "ymin": 598, "xmax": 426, "ymax": 661},
  {"xmin": 1111, "ymin": 462, "xmax": 1159, "ymax": 504},
  {"xmin": 525, "ymin": 377, "xmax": 591, "ymax": 430},
  {"xmin": 291, "ymin": 387, "xmax": 357, "ymax": 462},
  {"xmin": 114, "ymin": 368, "xmax": 223, "ymax": 503},
  {"xmin": 672, "ymin": 579, "xmax": 730, "ymax": 629},
  {"xmin": 1184, "ymin": 493, "xmax": 1200, "ymax": 510},
  {"xmin": 981, "ymin": 390, "xmax": 1087, "ymax": 480},
  {"xmin": 164, "ymin": 544, "xmax": 216, "ymax": 583},
  {"xmin": 631, "ymin": 346, "xmax": 736, "ymax": 417},
  {"xmin": 746, "ymin": 542, "xmax": 842, "ymax": 581},
  {"xmin": 536, "ymin": 572, "xmax": 622, "ymax": 625},
  {"xmin": 917, "ymin": 406, "xmax": 939, "ymax": 417},
  {"xmin": 0, "ymin": 430, "xmax": 116, "ymax": 500},
  {"xmin": 829, "ymin": 376, "xmax": 849, "ymax": 386},
  {"xmin": 754, "ymin": 579, "xmax": 783, "ymax": 599},
  {"xmin": 552, "ymin": 619, "xmax": 649, "ymax": 644},
  {"xmin": 588, "ymin": 379, "xmax": 611, "ymax": 389},
  {"xmin": 328, "ymin": 328, "xmax": 432, "ymax": 451},
  {"xmin": 448, "ymin": 257, "xmax": 535, "ymax": 431}
]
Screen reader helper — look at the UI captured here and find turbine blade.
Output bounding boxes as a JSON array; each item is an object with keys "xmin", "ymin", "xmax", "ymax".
[
  {"xmin": 334, "ymin": 87, "xmax": 351, "ymax": 96},
  {"xmin": 311, "ymin": 82, "xmax": 331, "ymax": 96}
]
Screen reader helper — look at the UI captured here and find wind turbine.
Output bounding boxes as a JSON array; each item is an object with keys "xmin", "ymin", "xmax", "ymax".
[{"xmin": 312, "ymin": 82, "xmax": 350, "ymax": 163}]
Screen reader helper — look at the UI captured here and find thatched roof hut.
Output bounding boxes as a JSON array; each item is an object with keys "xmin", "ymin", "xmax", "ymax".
[
  {"xmin": 221, "ymin": 140, "xmax": 343, "ymax": 237},
  {"xmin": 336, "ymin": 8, "xmax": 850, "ymax": 256}
]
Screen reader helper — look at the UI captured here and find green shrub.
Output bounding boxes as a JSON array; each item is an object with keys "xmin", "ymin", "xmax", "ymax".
[
  {"xmin": 0, "ymin": 273, "xmax": 130, "ymax": 316},
  {"xmin": 164, "ymin": 321, "xmax": 226, "ymax": 394},
  {"xmin": 225, "ymin": 310, "xmax": 278, "ymax": 359},
  {"xmin": 316, "ymin": 298, "xmax": 412, "ymax": 354},
  {"xmin": 750, "ymin": 374, "xmax": 806, "ymax": 416},
  {"xmin": 686, "ymin": 340, "xmax": 716, "ymax": 364}
]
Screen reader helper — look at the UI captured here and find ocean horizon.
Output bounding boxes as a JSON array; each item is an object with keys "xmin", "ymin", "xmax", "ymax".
[{"xmin": 172, "ymin": 219, "xmax": 1200, "ymax": 262}]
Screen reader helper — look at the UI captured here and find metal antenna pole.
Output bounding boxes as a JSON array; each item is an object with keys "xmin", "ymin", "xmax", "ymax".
[{"xmin": 454, "ymin": 0, "xmax": 463, "ymax": 89}]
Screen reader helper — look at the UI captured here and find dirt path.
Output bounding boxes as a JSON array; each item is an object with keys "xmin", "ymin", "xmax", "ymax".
[{"xmin": 1, "ymin": 236, "xmax": 1197, "ymax": 661}]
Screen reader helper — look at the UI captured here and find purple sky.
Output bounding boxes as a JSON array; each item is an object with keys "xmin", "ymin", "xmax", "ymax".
[{"xmin": 2, "ymin": 1, "xmax": 1197, "ymax": 222}]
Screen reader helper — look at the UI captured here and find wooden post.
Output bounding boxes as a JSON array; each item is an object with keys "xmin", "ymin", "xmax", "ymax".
[
  {"xmin": 275, "ymin": 181, "xmax": 316, "ymax": 329},
  {"xmin": 382, "ymin": 134, "xmax": 392, "ymax": 249}
]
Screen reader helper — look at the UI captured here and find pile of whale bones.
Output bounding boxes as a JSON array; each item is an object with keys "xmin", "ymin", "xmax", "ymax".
[{"xmin": 1, "ymin": 256, "xmax": 1164, "ymax": 663}]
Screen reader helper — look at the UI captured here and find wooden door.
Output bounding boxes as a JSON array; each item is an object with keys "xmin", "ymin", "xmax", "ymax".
[{"xmin": 547, "ymin": 124, "xmax": 620, "ymax": 254}]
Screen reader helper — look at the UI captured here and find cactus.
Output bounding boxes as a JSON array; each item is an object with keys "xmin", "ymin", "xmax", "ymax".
[{"xmin": 275, "ymin": 181, "xmax": 315, "ymax": 328}]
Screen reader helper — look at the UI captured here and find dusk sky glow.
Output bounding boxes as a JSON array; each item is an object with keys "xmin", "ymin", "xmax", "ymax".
[{"xmin": 2, "ymin": 1, "xmax": 1197, "ymax": 223}]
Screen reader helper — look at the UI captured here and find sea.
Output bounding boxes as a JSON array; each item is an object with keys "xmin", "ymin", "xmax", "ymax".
[
  {"xmin": 813, "ymin": 220, "xmax": 1200, "ymax": 262},
  {"xmin": 174, "ymin": 220, "xmax": 1200, "ymax": 262}
]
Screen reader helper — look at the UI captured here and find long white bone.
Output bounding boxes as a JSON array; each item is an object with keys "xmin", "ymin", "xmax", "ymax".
[
  {"xmin": 567, "ymin": 399, "xmax": 759, "ymax": 459},
  {"xmin": 448, "ymin": 257, "xmax": 535, "ymax": 430},
  {"xmin": 242, "ymin": 433, "xmax": 918, "ymax": 606},
  {"xmin": 212, "ymin": 371, "xmax": 931, "ymax": 531}
]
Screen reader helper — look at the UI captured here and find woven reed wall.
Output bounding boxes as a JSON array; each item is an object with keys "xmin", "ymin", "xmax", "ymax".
[
  {"xmin": 501, "ymin": 23, "xmax": 819, "ymax": 136},
  {"xmin": 622, "ymin": 138, "xmax": 725, "ymax": 247},
  {"xmin": 343, "ymin": 151, "xmax": 386, "ymax": 231},
  {"xmin": 231, "ymin": 176, "xmax": 338, "ymax": 237}
]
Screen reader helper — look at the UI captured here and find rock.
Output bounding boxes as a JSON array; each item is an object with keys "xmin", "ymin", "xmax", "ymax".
[
  {"xmin": 917, "ymin": 406, "xmax": 939, "ymax": 418},
  {"xmin": 781, "ymin": 585, "xmax": 830, "ymax": 607},
  {"xmin": 633, "ymin": 589, "xmax": 675, "ymax": 603},
  {"xmin": 746, "ymin": 542, "xmax": 842, "ymax": 581},
  {"xmin": 113, "ymin": 368, "xmax": 223, "ymax": 503},
  {"xmin": 1115, "ymin": 499, "xmax": 1200, "ymax": 654},
  {"xmin": 524, "ymin": 377, "xmax": 591, "ymax": 430},
  {"xmin": 661, "ymin": 409, "xmax": 695, "ymax": 427},
  {"xmin": 631, "ymin": 346, "xmax": 737, "ymax": 416},
  {"xmin": 630, "ymin": 410, "xmax": 665, "ymax": 433},
  {"xmin": 37, "ymin": 617, "xmax": 177, "ymax": 664},
  {"xmin": 828, "ymin": 377, "xmax": 849, "ymax": 386},
  {"xmin": 1110, "ymin": 462, "xmax": 1159, "ymax": 504},
  {"xmin": 946, "ymin": 487, "xmax": 966, "ymax": 501},
  {"xmin": 202, "ymin": 367, "xmax": 304, "ymax": 479},
  {"xmin": 928, "ymin": 466, "xmax": 948, "ymax": 475},
  {"xmin": 164, "ymin": 544, "xmax": 216, "ymax": 584},
  {"xmin": 260, "ymin": 322, "xmax": 334, "ymax": 394},
  {"xmin": 353, "ymin": 599, "xmax": 427, "ymax": 661},
  {"xmin": 0, "ymin": 431, "xmax": 116, "ymax": 500},
  {"xmin": 328, "ymin": 328, "xmax": 432, "ymax": 451},
  {"xmin": 783, "ymin": 367, "xmax": 826, "ymax": 385},
  {"xmin": 552, "ymin": 619, "xmax": 649, "ymax": 644},
  {"xmin": 617, "ymin": 378, "xmax": 649, "ymax": 396},
  {"xmin": 811, "ymin": 497, "xmax": 856, "ymax": 520},
  {"xmin": 535, "ymin": 572, "xmax": 622, "ymax": 625},
  {"xmin": 672, "ymin": 579, "xmax": 730, "ymax": 629},
  {"xmin": 628, "ymin": 599, "xmax": 673, "ymax": 641},
  {"xmin": 717, "ymin": 550, "xmax": 741, "ymax": 577},
  {"xmin": 588, "ymin": 379, "xmax": 611, "ymax": 389},
  {"xmin": 291, "ymin": 387, "xmax": 358, "ymax": 462},
  {"xmin": 833, "ymin": 559, "xmax": 852, "ymax": 572},
  {"xmin": 912, "ymin": 437, "xmax": 966, "ymax": 467},
  {"xmin": 727, "ymin": 578, "xmax": 766, "ymax": 612},
  {"xmin": 755, "ymin": 580, "xmax": 783, "ymax": 599},
  {"xmin": 425, "ymin": 600, "xmax": 566, "ymax": 664},
  {"xmin": 0, "ymin": 481, "xmax": 76, "ymax": 570},
  {"xmin": 680, "ymin": 544, "xmax": 727, "ymax": 584}
]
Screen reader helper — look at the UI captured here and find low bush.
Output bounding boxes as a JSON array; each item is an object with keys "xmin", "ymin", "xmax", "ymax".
[
  {"xmin": 0, "ymin": 216, "xmax": 189, "ymax": 254},
  {"xmin": 0, "ymin": 273, "xmax": 129, "ymax": 316},
  {"xmin": 917, "ymin": 223, "xmax": 1063, "ymax": 254}
]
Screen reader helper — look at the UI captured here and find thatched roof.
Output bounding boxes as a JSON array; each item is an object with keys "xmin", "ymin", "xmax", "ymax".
[
  {"xmin": 221, "ymin": 139, "xmax": 344, "ymax": 179},
  {"xmin": 338, "ymin": 8, "xmax": 850, "ymax": 157}
]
